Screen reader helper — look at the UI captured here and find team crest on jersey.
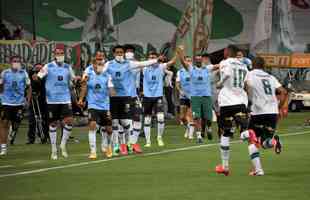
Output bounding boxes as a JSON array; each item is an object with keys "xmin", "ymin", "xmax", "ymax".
[
  {"xmin": 95, "ymin": 83, "xmax": 101, "ymax": 90},
  {"xmin": 11, "ymin": 81, "xmax": 17, "ymax": 88},
  {"xmin": 58, "ymin": 76, "xmax": 63, "ymax": 81},
  {"xmin": 115, "ymin": 71, "xmax": 121, "ymax": 77}
]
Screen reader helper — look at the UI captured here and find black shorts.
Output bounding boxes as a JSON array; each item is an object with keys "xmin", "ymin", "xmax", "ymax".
[
  {"xmin": 180, "ymin": 98, "xmax": 191, "ymax": 107},
  {"xmin": 130, "ymin": 97, "xmax": 142, "ymax": 116},
  {"xmin": 0, "ymin": 105, "xmax": 23, "ymax": 122},
  {"xmin": 143, "ymin": 97, "xmax": 164, "ymax": 115},
  {"xmin": 110, "ymin": 96, "xmax": 131, "ymax": 119},
  {"xmin": 220, "ymin": 104, "xmax": 248, "ymax": 133},
  {"xmin": 249, "ymin": 114, "xmax": 278, "ymax": 141},
  {"xmin": 47, "ymin": 104, "xmax": 73, "ymax": 122},
  {"xmin": 88, "ymin": 109, "xmax": 112, "ymax": 126}
]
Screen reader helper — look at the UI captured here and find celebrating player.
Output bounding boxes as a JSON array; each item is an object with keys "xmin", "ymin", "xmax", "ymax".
[
  {"xmin": 178, "ymin": 46, "xmax": 215, "ymax": 144},
  {"xmin": 241, "ymin": 56, "xmax": 286, "ymax": 176},
  {"xmin": 143, "ymin": 51, "xmax": 176, "ymax": 147},
  {"xmin": 0, "ymin": 56, "xmax": 31, "ymax": 156},
  {"xmin": 215, "ymin": 45, "xmax": 249, "ymax": 176},
  {"xmin": 176, "ymin": 56, "xmax": 194, "ymax": 140},
  {"xmin": 106, "ymin": 45, "xmax": 162, "ymax": 155},
  {"xmin": 78, "ymin": 59, "xmax": 115, "ymax": 159},
  {"xmin": 33, "ymin": 45, "xmax": 77, "ymax": 160}
]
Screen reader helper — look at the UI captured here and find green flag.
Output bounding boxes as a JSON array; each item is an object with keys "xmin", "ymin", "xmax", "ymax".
[{"xmin": 172, "ymin": 0, "xmax": 214, "ymax": 64}]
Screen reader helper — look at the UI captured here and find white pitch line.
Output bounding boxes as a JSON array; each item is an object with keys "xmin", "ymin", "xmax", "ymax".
[
  {"xmin": 0, "ymin": 165, "xmax": 14, "ymax": 169},
  {"xmin": 23, "ymin": 160, "xmax": 45, "ymax": 165},
  {"xmin": 0, "ymin": 130, "xmax": 309, "ymax": 179}
]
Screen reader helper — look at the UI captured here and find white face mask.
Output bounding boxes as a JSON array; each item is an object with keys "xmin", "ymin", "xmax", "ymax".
[
  {"xmin": 97, "ymin": 65, "xmax": 104, "ymax": 73},
  {"xmin": 12, "ymin": 62, "xmax": 21, "ymax": 70},
  {"xmin": 115, "ymin": 55, "xmax": 125, "ymax": 63},
  {"xmin": 55, "ymin": 55, "xmax": 65, "ymax": 63},
  {"xmin": 125, "ymin": 52, "xmax": 134, "ymax": 60}
]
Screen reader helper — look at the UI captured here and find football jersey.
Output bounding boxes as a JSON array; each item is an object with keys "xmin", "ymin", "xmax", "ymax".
[
  {"xmin": 39, "ymin": 62, "xmax": 73, "ymax": 104},
  {"xmin": 143, "ymin": 63, "xmax": 166, "ymax": 97},
  {"xmin": 189, "ymin": 65, "xmax": 212, "ymax": 97},
  {"xmin": 218, "ymin": 58, "xmax": 248, "ymax": 107},
  {"xmin": 0, "ymin": 68, "xmax": 30, "ymax": 106},
  {"xmin": 107, "ymin": 59, "xmax": 137, "ymax": 97},
  {"xmin": 176, "ymin": 67, "xmax": 191, "ymax": 99},
  {"xmin": 245, "ymin": 69, "xmax": 282, "ymax": 115},
  {"xmin": 86, "ymin": 69, "xmax": 113, "ymax": 111}
]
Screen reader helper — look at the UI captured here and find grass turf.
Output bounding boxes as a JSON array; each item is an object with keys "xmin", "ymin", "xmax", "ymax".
[{"xmin": 0, "ymin": 112, "xmax": 310, "ymax": 200}]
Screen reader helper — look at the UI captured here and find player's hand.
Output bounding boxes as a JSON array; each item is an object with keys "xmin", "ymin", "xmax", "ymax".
[
  {"xmin": 32, "ymin": 74, "xmax": 38, "ymax": 81},
  {"xmin": 77, "ymin": 99, "xmax": 85, "ymax": 109},
  {"xmin": 178, "ymin": 45, "xmax": 185, "ymax": 51},
  {"xmin": 216, "ymin": 82, "xmax": 223, "ymax": 89},
  {"xmin": 158, "ymin": 55, "xmax": 165, "ymax": 62}
]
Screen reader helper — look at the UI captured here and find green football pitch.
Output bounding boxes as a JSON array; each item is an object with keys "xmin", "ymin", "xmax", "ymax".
[{"xmin": 1, "ymin": 113, "xmax": 310, "ymax": 200}]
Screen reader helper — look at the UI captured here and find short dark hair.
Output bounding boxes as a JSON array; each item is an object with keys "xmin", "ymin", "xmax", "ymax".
[
  {"xmin": 112, "ymin": 45, "xmax": 125, "ymax": 53},
  {"xmin": 201, "ymin": 53, "xmax": 210, "ymax": 58},
  {"xmin": 148, "ymin": 51, "xmax": 158, "ymax": 57},
  {"xmin": 10, "ymin": 55, "xmax": 21, "ymax": 62},
  {"xmin": 252, "ymin": 56, "xmax": 265, "ymax": 69},
  {"xmin": 124, "ymin": 44, "xmax": 135, "ymax": 52},
  {"xmin": 227, "ymin": 45, "xmax": 239, "ymax": 57}
]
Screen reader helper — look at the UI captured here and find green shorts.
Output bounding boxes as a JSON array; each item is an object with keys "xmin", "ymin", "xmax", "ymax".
[{"xmin": 191, "ymin": 96, "xmax": 213, "ymax": 120}]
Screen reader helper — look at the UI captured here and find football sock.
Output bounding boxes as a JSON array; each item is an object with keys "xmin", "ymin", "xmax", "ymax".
[
  {"xmin": 49, "ymin": 126, "xmax": 57, "ymax": 153},
  {"xmin": 88, "ymin": 130, "xmax": 96, "ymax": 153},
  {"xmin": 248, "ymin": 143, "xmax": 263, "ymax": 173},
  {"xmin": 220, "ymin": 135, "xmax": 230, "ymax": 170},
  {"xmin": 61, "ymin": 124, "xmax": 72, "ymax": 147}
]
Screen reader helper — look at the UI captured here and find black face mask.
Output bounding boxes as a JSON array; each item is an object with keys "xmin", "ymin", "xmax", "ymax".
[{"xmin": 195, "ymin": 61, "xmax": 202, "ymax": 67}]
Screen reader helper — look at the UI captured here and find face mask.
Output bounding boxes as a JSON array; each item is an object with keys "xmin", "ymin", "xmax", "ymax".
[
  {"xmin": 97, "ymin": 65, "xmax": 104, "ymax": 73},
  {"xmin": 125, "ymin": 52, "xmax": 134, "ymax": 60},
  {"xmin": 55, "ymin": 55, "xmax": 65, "ymax": 63},
  {"xmin": 195, "ymin": 61, "xmax": 202, "ymax": 67},
  {"xmin": 12, "ymin": 62, "xmax": 21, "ymax": 70},
  {"xmin": 115, "ymin": 55, "xmax": 124, "ymax": 63}
]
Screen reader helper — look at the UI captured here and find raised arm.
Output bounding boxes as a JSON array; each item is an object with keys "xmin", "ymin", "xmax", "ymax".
[
  {"xmin": 165, "ymin": 54, "xmax": 177, "ymax": 68},
  {"xmin": 129, "ymin": 59, "xmax": 158, "ymax": 70},
  {"xmin": 176, "ymin": 45, "xmax": 190, "ymax": 70}
]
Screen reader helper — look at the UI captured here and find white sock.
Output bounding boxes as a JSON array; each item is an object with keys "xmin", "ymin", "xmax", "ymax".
[
  {"xmin": 112, "ymin": 120, "xmax": 119, "ymax": 146},
  {"xmin": 189, "ymin": 123, "xmax": 195, "ymax": 139},
  {"xmin": 196, "ymin": 131, "xmax": 202, "ymax": 139},
  {"xmin": 112, "ymin": 130, "xmax": 119, "ymax": 146},
  {"xmin": 100, "ymin": 128, "xmax": 108, "ymax": 150},
  {"xmin": 144, "ymin": 125, "xmax": 151, "ymax": 144},
  {"xmin": 220, "ymin": 136, "xmax": 230, "ymax": 170},
  {"xmin": 248, "ymin": 144, "xmax": 263, "ymax": 173},
  {"xmin": 1, "ymin": 144, "xmax": 7, "ymax": 152},
  {"xmin": 49, "ymin": 126, "xmax": 57, "ymax": 153},
  {"xmin": 61, "ymin": 124, "xmax": 72, "ymax": 147},
  {"xmin": 88, "ymin": 130, "xmax": 96, "ymax": 153},
  {"xmin": 130, "ymin": 121, "xmax": 141, "ymax": 144},
  {"xmin": 157, "ymin": 122, "xmax": 165, "ymax": 138}
]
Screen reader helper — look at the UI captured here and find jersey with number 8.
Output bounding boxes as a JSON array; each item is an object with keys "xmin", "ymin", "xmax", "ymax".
[
  {"xmin": 245, "ymin": 69, "xmax": 282, "ymax": 115},
  {"xmin": 218, "ymin": 58, "xmax": 248, "ymax": 107}
]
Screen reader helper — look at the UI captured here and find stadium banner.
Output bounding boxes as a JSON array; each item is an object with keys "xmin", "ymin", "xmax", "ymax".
[
  {"xmin": 257, "ymin": 53, "xmax": 310, "ymax": 68},
  {"xmin": 0, "ymin": 40, "xmax": 168, "ymax": 69},
  {"xmin": 172, "ymin": 0, "xmax": 214, "ymax": 58}
]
